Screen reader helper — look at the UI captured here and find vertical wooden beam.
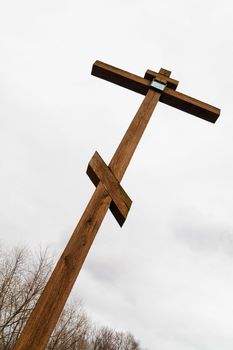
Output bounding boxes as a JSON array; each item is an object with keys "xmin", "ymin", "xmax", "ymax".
[
  {"xmin": 109, "ymin": 89, "xmax": 160, "ymax": 181},
  {"xmin": 13, "ymin": 88, "xmax": 161, "ymax": 350}
]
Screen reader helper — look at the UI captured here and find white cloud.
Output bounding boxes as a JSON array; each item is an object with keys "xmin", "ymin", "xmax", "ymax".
[{"xmin": 0, "ymin": 0, "xmax": 232, "ymax": 348}]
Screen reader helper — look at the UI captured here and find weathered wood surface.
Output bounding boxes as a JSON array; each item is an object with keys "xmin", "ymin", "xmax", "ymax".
[
  {"xmin": 87, "ymin": 151, "xmax": 132, "ymax": 226},
  {"xmin": 14, "ymin": 88, "xmax": 161, "ymax": 350},
  {"xmin": 92, "ymin": 60, "xmax": 220, "ymax": 123}
]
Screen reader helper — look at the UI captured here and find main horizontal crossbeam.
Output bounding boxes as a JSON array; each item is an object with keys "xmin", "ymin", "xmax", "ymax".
[{"xmin": 92, "ymin": 60, "xmax": 220, "ymax": 123}]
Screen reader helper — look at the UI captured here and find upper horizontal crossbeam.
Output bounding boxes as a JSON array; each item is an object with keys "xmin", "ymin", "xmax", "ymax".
[
  {"xmin": 144, "ymin": 69, "xmax": 179, "ymax": 90},
  {"xmin": 92, "ymin": 60, "xmax": 220, "ymax": 123}
]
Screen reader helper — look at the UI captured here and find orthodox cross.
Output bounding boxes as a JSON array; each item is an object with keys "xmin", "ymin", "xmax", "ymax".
[{"xmin": 14, "ymin": 61, "xmax": 220, "ymax": 350}]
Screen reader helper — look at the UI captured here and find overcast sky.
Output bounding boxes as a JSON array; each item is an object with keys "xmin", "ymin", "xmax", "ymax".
[{"xmin": 0, "ymin": 1, "xmax": 233, "ymax": 349}]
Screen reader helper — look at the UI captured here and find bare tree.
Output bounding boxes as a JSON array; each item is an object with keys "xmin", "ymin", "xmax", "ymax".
[
  {"xmin": 0, "ymin": 245, "xmax": 146, "ymax": 350},
  {"xmin": 0, "ymin": 247, "xmax": 52, "ymax": 349},
  {"xmin": 48, "ymin": 301, "xmax": 89, "ymax": 350},
  {"xmin": 119, "ymin": 332, "xmax": 141, "ymax": 350},
  {"xmin": 91, "ymin": 326, "xmax": 116, "ymax": 350},
  {"xmin": 90, "ymin": 326, "xmax": 141, "ymax": 350}
]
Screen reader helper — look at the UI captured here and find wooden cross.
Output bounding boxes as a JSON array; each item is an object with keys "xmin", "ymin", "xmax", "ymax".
[{"xmin": 14, "ymin": 61, "xmax": 220, "ymax": 350}]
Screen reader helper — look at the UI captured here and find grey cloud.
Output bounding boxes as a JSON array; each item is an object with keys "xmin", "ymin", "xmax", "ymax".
[
  {"xmin": 174, "ymin": 224, "xmax": 233, "ymax": 257},
  {"xmin": 84, "ymin": 257, "xmax": 124, "ymax": 284}
]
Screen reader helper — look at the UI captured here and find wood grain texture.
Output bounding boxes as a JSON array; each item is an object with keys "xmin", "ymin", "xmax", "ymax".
[
  {"xmin": 14, "ymin": 88, "xmax": 160, "ymax": 350},
  {"xmin": 87, "ymin": 151, "xmax": 132, "ymax": 226},
  {"xmin": 109, "ymin": 89, "xmax": 161, "ymax": 181},
  {"xmin": 92, "ymin": 60, "xmax": 220, "ymax": 123}
]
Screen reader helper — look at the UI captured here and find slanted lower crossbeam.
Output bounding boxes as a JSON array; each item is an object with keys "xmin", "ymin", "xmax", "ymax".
[{"xmin": 87, "ymin": 151, "xmax": 132, "ymax": 226}]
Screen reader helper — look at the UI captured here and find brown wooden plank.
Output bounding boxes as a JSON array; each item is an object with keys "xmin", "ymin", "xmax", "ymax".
[
  {"xmin": 87, "ymin": 151, "xmax": 132, "ymax": 226},
  {"xmin": 92, "ymin": 60, "xmax": 220, "ymax": 123},
  {"xmin": 109, "ymin": 89, "xmax": 161, "ymax": 181}
]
